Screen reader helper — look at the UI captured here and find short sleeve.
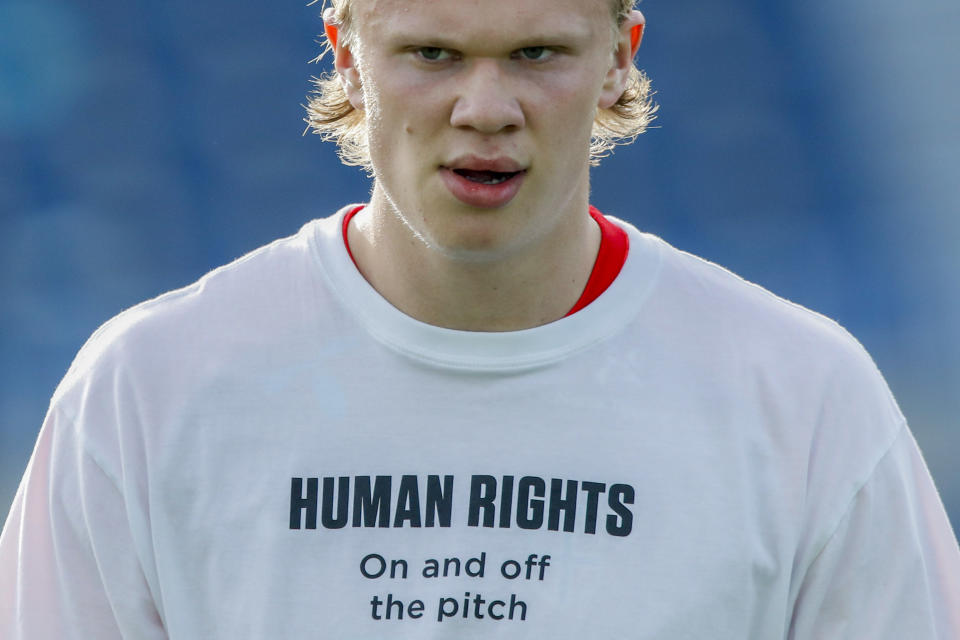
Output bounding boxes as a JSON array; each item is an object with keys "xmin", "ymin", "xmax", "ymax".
[
  {"xmin": 787, "ymin": 426, "xmax": 960, "ymax": 639},
  {"xmin": 0, "ymin": 407, "xmax": 167, "ymax": 639}
]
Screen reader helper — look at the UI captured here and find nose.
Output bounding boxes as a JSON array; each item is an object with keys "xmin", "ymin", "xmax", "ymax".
[{"xmin": 449, "ymin": 59, "xmax": 525, "ymax": 134}]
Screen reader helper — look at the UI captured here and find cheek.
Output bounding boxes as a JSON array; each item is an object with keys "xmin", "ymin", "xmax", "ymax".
[
  {"xmin": 364, "ymin": 77, "xmax": 441, "ymax": 142},
  {"xmin": 529, "ymin": 69, "xmax": 604, "ymax": 131}
]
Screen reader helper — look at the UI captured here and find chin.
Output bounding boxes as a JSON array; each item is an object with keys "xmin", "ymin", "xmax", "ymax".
[
  {"xmin": 430, "ymin": 235, "xmax": 514, "ymax": 264},
  {"xmin": 424, "ymin": 219, "xmax": 523, "ymax": 264}
]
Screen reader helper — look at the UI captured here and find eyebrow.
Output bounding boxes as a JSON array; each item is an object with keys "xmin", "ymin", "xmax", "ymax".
[{"xmin": 384, "ymin": 23, "xmax": 593, "ymax": 52}]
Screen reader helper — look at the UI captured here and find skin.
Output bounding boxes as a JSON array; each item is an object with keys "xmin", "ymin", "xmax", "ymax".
[{"xmin": 330, "ymin": 0, "xmax": 644, "ymax": 331}]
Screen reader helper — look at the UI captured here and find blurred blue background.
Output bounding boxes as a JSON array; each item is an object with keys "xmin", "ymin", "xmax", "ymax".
[{"xmin": 1, "ymin": 0, "xmax": 958, "ymax": 539}]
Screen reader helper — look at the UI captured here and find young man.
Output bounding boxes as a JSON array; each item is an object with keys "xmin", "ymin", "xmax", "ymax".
[{"xmin": 2, "ymin": 0, "xmax": 958, "ymax": 637}]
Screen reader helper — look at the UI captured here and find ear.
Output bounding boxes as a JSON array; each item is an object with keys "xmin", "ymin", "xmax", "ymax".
[
  {"xmin": 598, "ymin": 9, "xmax": 645, "ymax": 109},
  {"xmin": 323, "ymin": 7, "xmax": 364, "ymax": 110}
]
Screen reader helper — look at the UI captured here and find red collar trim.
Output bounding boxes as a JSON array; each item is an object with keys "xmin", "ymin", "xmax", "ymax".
[
  {"xmin": 341, "ymin": 204, "xmax": 629, "ymax": 317},
  {"xmin": 564, "ymin": 206, "xmax": 629, "ymax": 316},
  {"xmin": 341, "ymin": 204, "xmax": 365, "ymax": 268}
]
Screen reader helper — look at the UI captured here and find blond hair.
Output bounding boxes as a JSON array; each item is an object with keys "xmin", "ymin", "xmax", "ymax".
[{"xmin": 304, "ymin": 0, "xmax": 656, "ymax": 170}]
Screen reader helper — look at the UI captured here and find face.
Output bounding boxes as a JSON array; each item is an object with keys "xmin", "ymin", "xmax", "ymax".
[{"xmin": 337, "ymin": 0, "xmax": 635, "ymax": 260}]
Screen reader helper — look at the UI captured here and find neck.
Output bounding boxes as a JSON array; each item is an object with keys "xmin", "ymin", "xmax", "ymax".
[{"xmin": 347, "ymin": 187, "xmax": 601, "ymax": 332}]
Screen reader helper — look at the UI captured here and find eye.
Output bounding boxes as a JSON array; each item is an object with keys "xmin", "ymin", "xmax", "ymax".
[
  {"xmin": 515, "ymin": 46, "xmax": 552, "ymax": 61},
  {"xmin": 416, "ymin": 47, "xmax": 452, "ymax": 62}
]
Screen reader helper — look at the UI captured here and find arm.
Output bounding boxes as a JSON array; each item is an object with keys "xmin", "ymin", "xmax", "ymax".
[
  {"xmin": 0, "ymin": 408, "xmax": 167, "ymax": 639},
  {"xmin": 787, "ymin": 426, "xmax": 960, "ymax": 639}
]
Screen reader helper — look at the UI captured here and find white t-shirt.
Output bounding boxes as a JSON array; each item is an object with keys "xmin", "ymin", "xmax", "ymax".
[{"xmin": 2, "ymin": 206, "xmax": 959, "ymax": 639}]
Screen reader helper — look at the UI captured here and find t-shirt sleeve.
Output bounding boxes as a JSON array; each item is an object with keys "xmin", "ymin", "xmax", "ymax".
[
  {"xmin": 787, "ymin": 425, "xmax": 960, "ymax": 639},
  {"xmin": 0, "ymin": 407, "xmax": 167, "ymax": 639}
]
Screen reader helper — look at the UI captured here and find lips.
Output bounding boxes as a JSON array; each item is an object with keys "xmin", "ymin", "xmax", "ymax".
[{"xmin": 440, "ymin": 156, "xmax": 528, "ymax": 208}]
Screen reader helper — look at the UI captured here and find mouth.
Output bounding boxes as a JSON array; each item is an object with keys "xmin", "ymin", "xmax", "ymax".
[
  {"xmin": 439, "ymin": 162, "xmax": 528, "ymax": 209},
  {"xmin": 451, "ymin": 168, "xmax": 523, "ymax": 186}
]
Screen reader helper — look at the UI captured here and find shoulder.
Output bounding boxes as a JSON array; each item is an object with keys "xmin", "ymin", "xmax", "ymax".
[
  {"xmin": 649, "ymin": 229, "xmax": 900, "ymax": 420},
  {"xmin": 616, "ymin": 220, "xmax": 907, "ymax": 503},
  {"xmin": 51, "ymin": 213, "xmax": 343, "ymax": 408},
  {"xmin": 616, "ymin": 224, "xmax": 917, "ymax": 562},
  {"xmin": 680, "ymin": 241, "xmax": 908, "ymax": 504},
  {"xmin": 627, "ymin": 226, "xmax": 887, "ymax": 384}
]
